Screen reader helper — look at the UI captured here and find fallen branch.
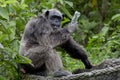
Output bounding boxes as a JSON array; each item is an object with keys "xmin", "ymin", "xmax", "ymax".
[{"xmin": 21, "ymin": 58, "xmax": 120, "ymax": 80}]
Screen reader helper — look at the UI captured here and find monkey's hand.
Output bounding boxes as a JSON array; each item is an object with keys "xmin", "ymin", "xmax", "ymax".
[{"xmin": 67, "ymin": 22, "xmax": 78, "ymax": 33}]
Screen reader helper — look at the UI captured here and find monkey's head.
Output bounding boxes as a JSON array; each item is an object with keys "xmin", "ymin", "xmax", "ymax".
[{"xmin": 44, "ymin": 9, "xmax": 63, "ymax": 30}]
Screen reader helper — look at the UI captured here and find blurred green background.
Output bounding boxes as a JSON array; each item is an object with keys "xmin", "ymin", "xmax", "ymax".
[{"xmin": 0, "ymin": 0, "xmax": 120, "ymax": 79}]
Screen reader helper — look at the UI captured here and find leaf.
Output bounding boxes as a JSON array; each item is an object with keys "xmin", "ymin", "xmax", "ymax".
[
  {"xmin": 0, "ymin": 34, "xmax": 9, "ymax": 42},
  {"xmin": 113, "ymin": 40, "xmax": 120, "ymax": 45},
  {"xmin": 61, "ymin": 17, "xmax": 70, "ymax": 25},
  {"xmin": 0, "ymin": 43, "xmax": 4, "ymax": 48},
  {"xmin": 9, "ymin": 21, "xmax": 16, "ymax": 27},
  {"xmin": 92, "ymin": 35, "xmax": 98, "ymax": 39},
  {"xmin": 100, "ymin": 26, "xmax": 109, "ymax": 36},
  {"xmin": 59, "ymin": 0, "xmax": 64, "ymax": 5},
  {"xmin": 65, "ymin": 1, "xmax": 73, "ymax": 8},
  {"xmin": 60, "ymin": 6, "xmax": 72, "ymax": 19},
  {"xmin": 5, "ymin": 0, "xmax": 17, "ymax": 4},
  {"xmin": 15, "ymin": 55, "xmax": 32, "ymax": 64},
  {"xmin": 111, "ymin": 14, "xmax": 120, "ymax": 21},
  {"xmin": 0, "ymin": 7, "xmax": 9, "ymax": 20},
  {"xmin": 10, "ymin": 40, "xmax": 19, "ymax": 53},
  {"xmin": 20, "ymin": 4, "xmax": 28, "ymax": 9}
]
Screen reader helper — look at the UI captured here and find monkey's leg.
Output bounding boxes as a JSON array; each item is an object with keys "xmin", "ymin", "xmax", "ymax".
[
  {"xmin": 45, "ymin": 50, "xmax": 71, "ymax": 77},
  {"xmin": 20, "ymin": 46, "xmax": 50, "ymax": 74}
]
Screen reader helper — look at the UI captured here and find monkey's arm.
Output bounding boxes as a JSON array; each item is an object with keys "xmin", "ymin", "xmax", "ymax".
[
  {"xmin": 49, "ymin": 28, "xmax": 71, "ymax": 48},
  {"xmin": 49, "ymin": 22, "xmax": 78, "ymax": 48},
  {"xmin": 60, "ymin": 38, "xmax": 93, "ymax": 69}
]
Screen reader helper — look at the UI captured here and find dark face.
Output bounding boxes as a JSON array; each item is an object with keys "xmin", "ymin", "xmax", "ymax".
[
  {"xmin": 49, "ymin": 15, "xmax": 62, "ymax": 29},
  {"xmin": 45, "ymin": 9, "xmax": 63, "ymax": 30}
]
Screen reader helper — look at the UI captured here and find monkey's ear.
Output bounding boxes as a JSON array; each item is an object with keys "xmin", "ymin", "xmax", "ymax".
[{"xmin": 45, "ymin": 10, "xmax": 49, "ymax": 17}]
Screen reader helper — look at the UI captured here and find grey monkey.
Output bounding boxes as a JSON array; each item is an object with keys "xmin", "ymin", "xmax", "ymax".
[{"xmin": 19, "ymin": 9, "xmax": 92, "ymax": 77}]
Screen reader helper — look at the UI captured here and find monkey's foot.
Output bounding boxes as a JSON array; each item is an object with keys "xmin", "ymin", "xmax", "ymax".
[{"xmin": 53, "ymin": 70, "xmax": 72, "ymax": 77}]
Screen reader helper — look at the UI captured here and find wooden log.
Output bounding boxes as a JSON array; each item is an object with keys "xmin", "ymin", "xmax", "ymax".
[{"xmin": 21, "ymin": 58, "xmax": 120, "ymax": 80}]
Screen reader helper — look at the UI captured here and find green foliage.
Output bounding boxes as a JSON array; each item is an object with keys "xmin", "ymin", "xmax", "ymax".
[
  {"xmin": 0, "ymin": 0, "xmax": 120, "ymax": 79},
  {"xmin": 112, "ymin": 14, "xmax": 120, "ymax": 21},
  {"xmin": 86, "ymin": 14, "xmax": 120, "ymax": 65},
  {"xmin": 0, "ymin": 47, "xmax": 31, "ymax": 80},
  {"xmin": 0, "ymin": 0, "xmax": 33, "ymax": 79}
]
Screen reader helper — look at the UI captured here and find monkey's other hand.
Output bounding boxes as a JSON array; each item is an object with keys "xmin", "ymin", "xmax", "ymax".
[{"xmin": 67, "ymin": 22, "xmax": 78, "ymax": 33}]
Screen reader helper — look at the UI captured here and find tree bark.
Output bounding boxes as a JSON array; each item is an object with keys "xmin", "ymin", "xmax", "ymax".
[{"xmin": 21, "ymin": 58, "xmax": 120, "ymax": 80}]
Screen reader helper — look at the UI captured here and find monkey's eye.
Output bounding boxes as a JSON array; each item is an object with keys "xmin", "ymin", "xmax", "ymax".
[{"xmin": 50, "ymin": 16, "xmax": 62, "ymax": 21}]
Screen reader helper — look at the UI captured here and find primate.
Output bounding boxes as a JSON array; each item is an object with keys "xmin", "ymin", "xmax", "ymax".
[{"xmin": 19, "ymin": 9, "xmax": 92, "ymax": 77}]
